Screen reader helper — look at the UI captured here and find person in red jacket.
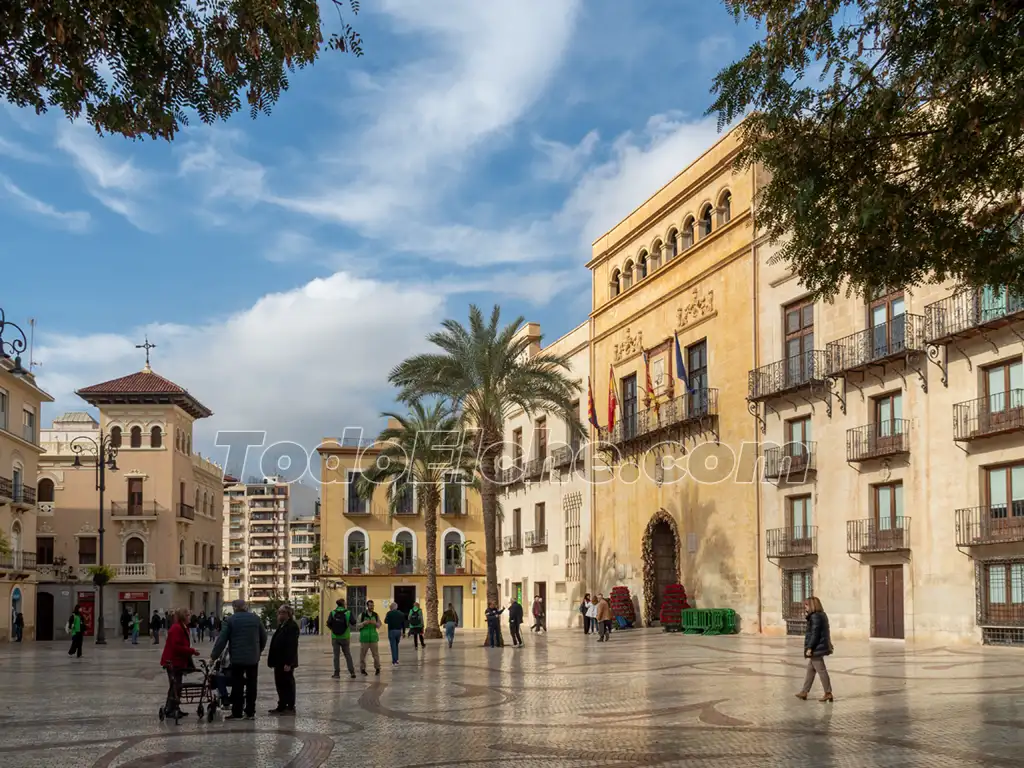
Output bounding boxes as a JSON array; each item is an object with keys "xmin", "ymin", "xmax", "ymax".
[{"xmin": 161, "ymin": 607, "xmax": 200, "ymax": 718}]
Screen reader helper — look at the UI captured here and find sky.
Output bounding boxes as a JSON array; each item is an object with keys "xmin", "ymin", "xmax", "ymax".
[{"xmin": 0, "ymin": 0, "xmax": 758, "ymax": 479}]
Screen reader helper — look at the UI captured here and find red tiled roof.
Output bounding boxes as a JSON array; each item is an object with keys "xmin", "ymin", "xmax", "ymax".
[{"xmin": 77, "ymin": 370, "xmax": 187, "ymax": 395}]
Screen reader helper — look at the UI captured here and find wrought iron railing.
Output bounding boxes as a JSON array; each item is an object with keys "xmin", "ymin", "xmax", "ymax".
[
  {"xmin": 370, "ymin": 557, "xmax": 423, "ymax": 575},
  {"xmin": 111, "ymin": 501, "xmax": 165, "ymax": 517},
  {"xmin": 955, "ymin": 504, "xmax": 1024, "ymax": 546},
  {"xmin": 748, "ymin": 351, "xmax": 829, "ymax": 400},
  {"xmin": 177, "ymin": 503, "xmax": 195, "ymax": 520},
  {"xmin": 763, "ymin": 443, "xmax": 817, "ymax": 480},
  {"xmin": 524, "ymin": 530, "xmax": 547, "ymax": 548},
  {"xmin": 846, "ymin": 517, "xmax": 911, "ymax": 553},
  {"xmin": 766, "ymin": 526, "xmax": 818, "ymax": 558},
  {"xmin": 0, "ymin": 476, "xmax": 11, "ymax": 499},
  {"xmin": 503, "ymin": 534, "xmax": 522, "ymax": 552},
  {"xmin": 608, "ymin": 389, "xmax": 718, "ymax": 446},
  {"xmin": 551, "ymin": 445, "xmax": 573, "ymax": 469},
  {"xmin": 953, "ymin": 391, "xmax": 1024, "ymax": 441},
  {"xmin": 525, "ymin": 457, "xmax": 545, "ymax": 480},
  {"xmin": 846, "ymin": 420, "xmax": 910, "ymax": 461},
  {"xmin": 12, "ymin": 483, "xmax": 35, "ymax": 505},
  {"xmin": 442, "ymin": 487, "xmax": 465, "ymax": 515},
  {"xmin": 0, "ymin": 551, "xmax": 36, "ymax": 570},
  {"xmin": 346, "ymin": 494, "xmax": 370, "ymax": 515},
  {"xmin": 826, "ymin": 314, "xmax": 925, "ymax": 374},
  {"xmin": 925, "ymin": 285, "xmax": 1024, "ymax": 341}
]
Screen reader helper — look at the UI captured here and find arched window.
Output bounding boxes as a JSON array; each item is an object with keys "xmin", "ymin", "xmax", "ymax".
[
  {"xmin": 650, "ymin": 242, "xmax": 662, "ymax": 271},
  {"xmin": 194, "ymin": 489, "xmax": 200, "ymax": 512},
  {"xmin": 179, "ymin": 539, "xmax": 185, "ymax": 565},
  {"xmin": 203, "ymin": 491, "xmax": 208, "ymax": 516},
  {"xmin": 150, "ymin": 426, "xmax": 162, "ymax": 448},
  {"xmin": 395, "ymin": 531, "xmax": 414, "ymax": 573},
  {"xmin": 667, "ymin": 229, "xmax": 679, "ymax": 260},
  {"xmin": 193, "ymin": 542, "xmax": 200, "ymax": 564},
  {"xmin": 201, "ymin": 544, "xmax": 208, "ymax": 567},
  {"xmin": 186, "ymin": 436, "xmax": 191, "ymax": 455},
  {"xmin": 622, "ymin": 260, "xmax": 634, "ymax": 290},
  {"xmin": 347, "ymin": 531, "xmax": 367, "ymax": 572},
  {"xmin": 699, "ymin": 204, "xmax": 713, "ymax": 238},
  {"xmin": 130, "ymin": 426, "xmax": 142, "ymax": 448},
  {"xmin": 443, "ymin": 531, "xmax": 463, "ymax": 574},
  {"xmin": 176, "ymin": 430, "xmax": 182, "ymax": 451},
  {"xmin": 110, "ymin": 427, "xmax": 122, "ymax": 448},
  {"xmin": 637, "ymin": 251, "xmax": 648, "ymax": 280},
  {"xmin": 125, "ymin": 536, "xmax": 145, "ymax": 564},
  {"xmin": 609, "ymin": 269, "xmax": 621, "ymax": 298},
  {"xmin": 682, "ymin": 217, "xmax": 695, "ymax": 249},
  {"xmin": 37, "ymin": 478, "xmax": 55, "ymax": 503},
  {"xmin": 718, "ymin": 190, "xmax": 732, "ymax": 226},
  {"xmin": 10, "ymin": 520, "xmax": 21, "ymax": 553}
]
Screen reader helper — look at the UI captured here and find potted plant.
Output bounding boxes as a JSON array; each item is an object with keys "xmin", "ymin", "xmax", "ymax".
[
  {"xmin": 348, "ymin": 546, "xmax": 367, "ymax": 574},
  {"xmin": 380, "ymin": 541, "xmax": 403, "ymax": 575},
  {"xmin": 87, "ymin": 564, "xmax": 115, "ymax": 587},
  {"xmin": 457, "ymin": 540, "xmax": 475, "ymax": 575}
]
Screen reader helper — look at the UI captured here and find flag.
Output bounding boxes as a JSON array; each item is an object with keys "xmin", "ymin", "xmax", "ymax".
[
  {"xmin": 607, "ymin": 363, "xmax": 617, "ymax": 433},
  {"xmin": 587, "ymin": 377, "xmax": 599, "ymax": 430},
  {"xmin": 643, "ymin": 350, "xmax": 659, "ymax": 419},
  {"xmin": 674, "ymin": 331, "xmax": 689, "ymax": 392}
]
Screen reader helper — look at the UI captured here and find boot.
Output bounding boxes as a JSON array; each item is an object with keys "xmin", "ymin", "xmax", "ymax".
[
  {"xmin": 819, "ymin": 693, "xmax": 834, "ymax": 703},
  {"xmin": 794, "ymin": 692, "xmax": 808, "ymax": 700}
]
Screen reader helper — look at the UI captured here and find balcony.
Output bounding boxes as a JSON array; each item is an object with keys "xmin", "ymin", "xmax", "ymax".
[
  {"xmin": 442, "ymin": 560, "xmax": 479, "ymax": 575},
  {"xmin": 110, "ymin": 501, "xmax": 165, "ymax": 519},
  {"xmin": 0, "ymin": 476, "xmax": 10, "ymax": 501},
  {"xmin": 925, "ymin": 285, "xmax": 1024, "ymax": 343},
  {"xmin": 346, "ymin": 498, "xmax": 370, "ymax": 516},
  {"xmin": 609, "ymin": 388, "xmax": 719, "ymax": 446},
  {"xmin": 0, "ymin": 550, "xmax": 36, "ymax": 571},
  {"xmin": 179, "ymin": 564, "xmax": 204, "ymax": 581},
  {"xmin": 525, "ymin": 457, "xmax": 546, "ymax": 480},
  {"xmin": 955, "ymin": 505, "xmax": 1024, "ymax": 546},
  {"xmin": 177, "ymin": 503, "xmax": 195, "ymax": 521},
  {"xmin": 765, "ymin": 527, "xmax": 818, "ymax": 558},
  {"xmin": 524, "ymin": 530, "xmax": 547, "ymax": 548},
  {"xmin": 846, "ymin": 421, "xmax": 910, "ymax": 462},
  {"xmin": 826, "ymin": 314, "xmax": 926, "ymax": 375},
  {"xmin": 113, "ymin": 563, "xmax": 156, "ymax": 581},
  {"xmin": 954, "ymin": 392, "xmax": 1024, "ymax": 442},
  {"xmin": 846, "ymin": 517, "xmax": 911, "ymax": 553},
  {"xmin": 369, "ymin": 558, "xmax": 425, "ymax": 576},
  {"xmin": 503, "ymin": 534, "xmax": 522, "ymax": 553},
  {"xmin": 763, "ymin": 443, "xmax": 817, "ymax": 481},
  {"xmin": 12, "ymin": 483, "xmax": 36, "ymax": 507},
  {"xmin": 749, "ymin": 351, "xmax": 829, "ymax": 401}
]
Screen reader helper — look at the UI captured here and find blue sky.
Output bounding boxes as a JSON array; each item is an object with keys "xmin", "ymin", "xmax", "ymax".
[{"xmin": 0, "ymin": 0, "xmax": 757, "ymax": 471}]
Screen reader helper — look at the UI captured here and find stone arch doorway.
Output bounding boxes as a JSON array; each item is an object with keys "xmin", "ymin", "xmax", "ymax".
[{"xmin": 641, "ymin": 511, "xmax": 681, "ymax": 626}]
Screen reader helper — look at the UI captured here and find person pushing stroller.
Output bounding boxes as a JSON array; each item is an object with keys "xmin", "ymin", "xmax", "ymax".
[{"xmin": 160, "ymin": 607, "xmax": 201, "ymax": 719}]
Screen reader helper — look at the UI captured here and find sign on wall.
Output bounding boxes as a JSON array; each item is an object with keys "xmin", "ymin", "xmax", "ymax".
[{"xmin": 118, "ymin": 592, "xmax": 150, "ymax": 601}]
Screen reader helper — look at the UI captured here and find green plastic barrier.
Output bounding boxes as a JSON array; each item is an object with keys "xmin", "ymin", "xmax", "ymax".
[{"xmin": 679, "ymin": 608, "xmax": 738, "ymax": 636}]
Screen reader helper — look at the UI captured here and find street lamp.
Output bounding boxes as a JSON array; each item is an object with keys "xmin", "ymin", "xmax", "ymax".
[
  {"xmin": 71, "ymin": 433, "xmax": 119, "ymax": 644},
  {"xmin": 0, "ymin": 308, "xmax": 28, "ymax": 375}
]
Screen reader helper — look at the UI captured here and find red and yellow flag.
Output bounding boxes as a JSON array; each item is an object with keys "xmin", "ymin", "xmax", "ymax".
[
  {"xmin": 643, "ymin": 351, "xmax": 659, "ymax": 419},
  {"xmin": 587, "ymin": 377, "xmax": 599, "ymax": 430},
  {"xmin": 607, "ymin": 363, "xmax": 618, "ymax": 433}
]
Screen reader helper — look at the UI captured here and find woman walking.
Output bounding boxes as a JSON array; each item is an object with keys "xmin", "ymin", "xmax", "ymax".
[
  {"xmin": 440, "ymin": 604, "xmax": 458, "ymax": 648},
  {"xmin": 160, "ymin": 608, "xmax": 200, "ymax": 719},
  {"xmin": 580, "ymin": 593, "xmax": 592, "ymax": 634},
  {"xmin": 795, "ymin": 596, "xmax": 834, "ymax": 702},
  {"xmin": 585, "ymin": 596, "xmax": 598, "ymax": 637},
  {"xmin": 407, "ymin": 602, "xmax": 426, "ymax": 649}
]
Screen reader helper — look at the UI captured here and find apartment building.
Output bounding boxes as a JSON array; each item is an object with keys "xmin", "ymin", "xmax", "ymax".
[
  {"xmin": 496, "ymin": 321, "xmax": 590, "ymax": 629},
  {"xmin": 288, "ymin": 511, "xmax": 319, "ymax": 602},
  {"xmin": 0, "ymin": 327, "xmax": 54, "ymax": 642},
  {"xmin": 222, "ymin": 477, "xmax": 290, "ymax": 611}
]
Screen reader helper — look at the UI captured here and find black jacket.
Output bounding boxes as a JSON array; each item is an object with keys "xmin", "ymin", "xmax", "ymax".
[
  {"xmin": 804, "ymin": 611, "xmax": 832, "ymax": 657},
  {"xmin": 267, "ymin": 619, "xmax": 300, "ymax": 669},
  {"xmin": 508, "ymin": 603, "xmax": 524, "ymax": 624}
]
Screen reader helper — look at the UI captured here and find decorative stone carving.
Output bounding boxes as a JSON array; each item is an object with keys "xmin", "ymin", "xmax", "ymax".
[
  {"xmin": 613, "ymin": 327, "xmax": 643, "ymax": 363},
  {"xmin": 676, "ymin": 288, "xmax": 715, "ymax": 330},
  {"xmin": 117, "ymin": 520, "xmax": 151, "ymax": 543},
  {"xmin": 75, "ymin": 522, "xmax": 97, "ymax": 537},
  {"xmin": 38, "ymin": 520, "xmax": 53, "ymax": 534}
]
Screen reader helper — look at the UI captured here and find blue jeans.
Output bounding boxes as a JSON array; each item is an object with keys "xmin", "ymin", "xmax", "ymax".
[
  {"xmin": 388, "ymin": 629, "xmax": 402, "ymax": 663},
  {"xmin": 215, "ymin": 672, "xmax": 230, "ymax": 701},
  {"xmin": 487, "ymin": 624, "xmax": 500, "ymax": 647},
  {"xmin": 444, "ymin": 622, "xmax": 456, "ymax": 644},
  {"xmin": 131, "ymin": 629, "xmax": 139, "ymax": 644}
]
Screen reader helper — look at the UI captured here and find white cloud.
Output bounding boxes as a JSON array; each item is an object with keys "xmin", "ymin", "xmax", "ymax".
[
  {"xmin": 0, "ymin": 134, "xmax": 48, "ymax": 164},
  {"xmin": 531, "ymin": 130, "xmax": 600, "ymax": 183},
  {"xmin": 0, "ymin": 174, "xmax": 91, "ymax": 232}
]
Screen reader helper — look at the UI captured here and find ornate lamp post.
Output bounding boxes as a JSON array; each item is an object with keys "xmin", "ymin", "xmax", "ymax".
[
  {"xmin": 71, "ymin": 433, "xmax": 119, "ymax": 644},
  {"xmin": 0, "ymin": 308, "xmax": 28, "ymax": 375}
]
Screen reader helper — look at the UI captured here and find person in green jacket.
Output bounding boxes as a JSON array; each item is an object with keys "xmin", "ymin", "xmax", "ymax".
[
  {"xmin": 67, "ymin": 605, "xmax": 85, "ymax": 658},
  {"xmin": 407, "ymin": 602, "xmax": 425, "ymax": 649},
  {"xmin": 131, "ymin": 613, "xmax": 141, "ymax": 644},
  {"xmin": 328, "ymin": 598, "xmax": 356, "ymax": 679},
  {"xmin": 357, "ymin": 600, "xmax": 382, "ymax": 676}
]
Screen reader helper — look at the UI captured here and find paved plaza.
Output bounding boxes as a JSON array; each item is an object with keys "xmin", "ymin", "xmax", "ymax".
[{"xmin": 0, "ymin": 628, "xmax": 1021, "ymax": 767}]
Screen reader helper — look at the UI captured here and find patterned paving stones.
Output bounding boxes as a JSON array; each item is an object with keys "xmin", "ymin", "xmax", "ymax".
[{"xmin": 0, "ymin": 629, "xmax": 1022, "ymax": 767}]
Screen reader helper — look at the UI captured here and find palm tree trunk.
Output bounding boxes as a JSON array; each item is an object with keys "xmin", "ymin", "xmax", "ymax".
[
  {"xmin": 481, "ymin": 447, "xmax": 500, "ymax": 607},
  {"xmin": 423, "ymin": 487, "xmax": 442, "ymax": 639}
]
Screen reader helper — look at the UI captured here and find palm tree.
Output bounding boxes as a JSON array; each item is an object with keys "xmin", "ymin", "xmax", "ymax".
[
  {"xmin": 390, "ymin": 305, "xmax": 584, "ymax": 607},
  {"xmin": 355, "ymin": 399, "xmax": 475, "ymax": 638}
]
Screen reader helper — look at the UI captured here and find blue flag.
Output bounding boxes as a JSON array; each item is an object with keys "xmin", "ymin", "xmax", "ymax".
[{"xmin": 674, "ymin": 331, "xmax": 689, "ymax": 392}]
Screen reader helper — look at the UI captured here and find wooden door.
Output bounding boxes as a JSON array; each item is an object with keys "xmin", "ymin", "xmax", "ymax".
[{"xmin": 872, "ymin": 565, "xmax": 905, "ymax": 639}]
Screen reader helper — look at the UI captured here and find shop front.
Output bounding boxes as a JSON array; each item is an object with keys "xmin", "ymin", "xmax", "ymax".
[{"xmin": 118, "ymin": 591, "xmax": 151, "ymax": 635}]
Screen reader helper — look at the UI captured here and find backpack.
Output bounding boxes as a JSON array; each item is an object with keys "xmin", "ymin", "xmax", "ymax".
[{"xmin": 328, "ymin": 609, "xmax": 349, "ymax": 635}]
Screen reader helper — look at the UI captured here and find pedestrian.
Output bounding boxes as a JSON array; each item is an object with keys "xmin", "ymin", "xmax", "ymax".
[
  {"xmin": 328, "ymin": 598, "xmax": 356, "ymax": 679},
  {"xmin": 211, "ymin": 615, "xmax": 221, "ymax": 645},
  {"xmin": 131, "ymin": 612, "xmax": 141, "ymax": 644},
  {"xmin": 160, "ymin": 607, "xmax": 200, "ymax": 719},
  {"xmin": 197, "ymin": 612, "xmax": 207, "ymax": 642},
  {"xmin": 357, "ymin": 600, "xmax": 382, "ymax": 676},
  {"xmin": 586, "ymin": 595, "xmax": 599, "ymax": 636},
  {"xmin": 67, "ymin": 605, "xmax": 85, "ymax": 658},
  {"xmin": 268, "ymin": 604, "xmax": 299, "ymax": 716},
  {"xmin": 596, "ymin": 594, "xmax": 613, "ymax": 641},
  {"xmin": 485, "ymin": 601, "xmax": 504, "ymax": 648},
  {"xmin": 151, "ymin": 609, "xmax": 163, "ymax": 644},
  {"xmin": 211, "ymin": 598, "xmax": 268, "ymax": 721},
  {"xmin": 312, "ymin": 616, "xmax": 319, "ymax": 635},
  {"xmin": 508, "ymin": 598, "xmax": 524, "ymax": 647},
  {"xmin": 384, "ymin": 602, "xmax": 406, "ymax": 666},
  {"xmin": 795, "ymin": 596, "xmax": 834, "ymax": 703},
  {"xmin": 189, "ymin": 613, "xmax": 199, "ymax": 644},
  {"xmin": 120, "ymin": 606, "xmax": 131, "ymax": 641},
  {"xmin": 440, "ymin": 604, "xmax": 458, "ymax": 648},
  {"xmin": 531, "ymin": 596, "xmax": 546, "ymax": 632},
  {"xmin": 407, "ymin": 602, "xmax": 425, "ymax": 649},
  {"xmin": 14, "ymin": 612, "xmax": 24, "ymax": 642},
  {"xmin": 580, "ymin": 593, "xmax": 592, "ymax": 634}
]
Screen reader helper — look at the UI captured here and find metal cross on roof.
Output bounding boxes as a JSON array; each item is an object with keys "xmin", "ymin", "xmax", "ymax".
[{"xmin": 136, "ymin": 335, "xmax": 157, "ymax": 372}]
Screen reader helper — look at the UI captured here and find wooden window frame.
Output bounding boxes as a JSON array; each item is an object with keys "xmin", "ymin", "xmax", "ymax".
[
  {"xmin": 787, "ymin": 495, "xmax": 812, "ymax": 538},
  {"xmin": 512, "ymin": 428, "xmax": 523, "ymax": 470},
  {"xmin": 783, "ymin": 569, "xmax": 813, "ymax": 620},
  {"xmin": 873, "ymin": 482, "xmax": 903, "ymax": 527},
  {"xmin": 535, "ymin": 417, "xmax": 548, "ymax": 461},
  {"xmin": 984, "ymin": 461, "xmax": 1024, "ymax": 521}
]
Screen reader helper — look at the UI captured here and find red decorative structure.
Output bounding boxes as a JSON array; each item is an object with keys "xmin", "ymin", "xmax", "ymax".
[
  {"xmin": 609, "ymin": 586, "xmax": 635, "ymax": 626},
  {"xmin": 658, "ymin": 583, "xmax": 690, "ymax": 630}
]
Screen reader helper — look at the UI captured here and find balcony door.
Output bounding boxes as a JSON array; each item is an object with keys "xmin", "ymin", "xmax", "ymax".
[
  {"xmin": 621, "ymin": 374, "xmax": 638, "ymax": 439},
  {"xmin": 980, "ymin": 285, "xmax": 1024, "ymax": 323},
  {"xmin": 874, "ymin": 392, "xmax": 904, "ymax": 453},
  {"xmin": 686, "ymin": 340, "xmax": 708, "ymax": 417},
  {"xmin": 784, "ymin": 299, "xmax": 815, "ymax": 387},
  {"xmin": 873, "ymin": 482, "xmax": 904, "ymax": 549},
  {"xmin": 128, "ymin": 478, "xmax": 143, "ymax": 516},
  {"xmin": 787, "ymin": 495, "xmax": 812, "ymax": 554},
  {"xmin": 986, "ymin": 464, "xmax": 1024, "ymax": 540},
  {"xmin": 869, "ymin": 290, "xmax": 905, "ymax": 359},
  {"xmin": 984, "ymin": 359, "xmax": 1024, "ymax": 430},
  {"xmin": 786, "ymin": 417, "xmax": 812, "ymax": 471}
]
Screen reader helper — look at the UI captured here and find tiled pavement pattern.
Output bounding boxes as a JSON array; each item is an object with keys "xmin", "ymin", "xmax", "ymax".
[{"xmin": 1, "ymin": 629, "xmax": 1022, "ymax": 767}]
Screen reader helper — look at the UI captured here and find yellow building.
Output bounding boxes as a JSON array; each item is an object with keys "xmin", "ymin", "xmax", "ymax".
[
  {"xmin": 317, "ymin": 435, "xmax": 489, "ymax": 629},
  {"xmin": 587, "ymin": 126, "xmax": 762, "ymax": 628}
]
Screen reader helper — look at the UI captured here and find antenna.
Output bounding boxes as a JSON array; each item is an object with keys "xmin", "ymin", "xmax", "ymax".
[{"xmin": 29, "ymin": 318, "xmax": 41, "ymax": 372}]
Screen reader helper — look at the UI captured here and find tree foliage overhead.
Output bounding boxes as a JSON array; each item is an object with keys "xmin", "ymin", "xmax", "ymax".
[
  {"xmin": 0, "ymin": 0, "xmax": 362, "ymax": 140},
  {"xmin": 710, "ymin": 0, "xmax": 1024, "ymax": 298}
]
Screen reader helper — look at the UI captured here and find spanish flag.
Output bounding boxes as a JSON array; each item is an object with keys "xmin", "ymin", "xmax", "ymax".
[
  {"xmin": 587, "ymin": 377, "xmax": 599, "ymax": 430},
  {"xmin": 643, "ymin": 350, "xmax": 659, "ymax": 419},
  {"xmin": 607, "ymin": 363, "xmax": 618, "ymax": 433}
]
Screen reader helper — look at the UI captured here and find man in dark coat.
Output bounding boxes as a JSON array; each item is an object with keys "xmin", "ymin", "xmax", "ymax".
[
  {"xmin": 267, "ymin": 604, "xmax": 300, "ymax": 715},
  {"xmin": 212, "ymin": 599, "xmax": 267, "ymax": 720},
  {"xmin": 508, "ymin": 598, "xmax": 524, "ymax": 647}
]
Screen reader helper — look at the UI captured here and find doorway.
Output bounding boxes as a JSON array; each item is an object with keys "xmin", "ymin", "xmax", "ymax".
[
  {"xmin": 872, "ymin": 565, "xmax": 905, "ymax": 639},
  {"xmin": 513, "ymin": 582, "xmax": 523, "ymax": 605},
  {"xmin": 394, "ymin": 585, "xmax": 416, "ymax": 616},
  {"xmin": 36, "ymin": 592, "xmax": 54, "ymax": 641},
  {"xmin": 442, "ymin": 585, "xmax": 464, "ymax": 628},
  {"xmin": 652, "ymin": 521, "xmax": 677, "ymax": 620}
]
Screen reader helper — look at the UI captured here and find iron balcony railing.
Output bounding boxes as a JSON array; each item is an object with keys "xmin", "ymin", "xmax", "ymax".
[
  {"xmin": 443, "ymin": 560, "xmax": 479, "ymax": 575},
  {"xmin": 846, "ymin": 420, "xmax": 911, "ymax": 462},
  {"xmin": 111, "ymin": 501, "xmax": 165, "ymax": 517},
  {"xmin": 442, "ymin": 488, "xmax": 464, "ymax": 516},
  {"xmin": 370, "ymin": 557, "xmax": 423, "ymax": 576},
  {"xmin": 392, "ymin": 490, "xmax": 416, "ymax": 516},
  {"xmin": 346, "ymin": 495, "xmax": 370, "ymax": 515},
  {"xmin": 609, "ymin": 388, "xmax": 719, "ymax": 446},
  {"xmin": 503, "ymin": 534, "xmax": 522, "ymax": 552},
  {"xmin": 765, "ymin": 526, "xmax": 818, "ymax": 558},
  {"xmin": 846, "ymin": 517, "xmax": 911, "ymax": 553},
  {"xmin": 551, "ymin": 446, "xmax": 573, "ymax": 469},
  {"xmin": 0, "ymin": 551, "xmax": 36, "ymax": 570},
  {"xmin": 177, "ymin": 503, "xmax": 195, "ymax": 520},
  {"xmin": 748, "ymin": 351, "xmax": 829, "ymax": 401},
  {"xmin": 925, "ymin": 285, "xmax": 1024, "ymax": 342},
  {"xmin": 524, "ymin": 530, "xmax": 547, "ymax": 548},
  {"xmin": 525, "ymin": 457, "xmax": 546, "ymax": 480},
  {"xmin": 12, "ymin": 483, "xmax": 35, "ymax": 505},
  {"xmin": 0, "ymin": 476, "xmax": 11, "ymax": 499},
  {"xmin": 763, "ymin": 443, "xmax": 817, "ymax": 481},
  {"xmin": 953, "ymin": 391, "xmax": 1024, "ymax": 441},
  {"xmin": 955, "ymin": 504, "xmax": 1024, "ymax": 546},
  {"xmin": 826, "ymin": 314, "xmax": 926, "ymax": 375}
]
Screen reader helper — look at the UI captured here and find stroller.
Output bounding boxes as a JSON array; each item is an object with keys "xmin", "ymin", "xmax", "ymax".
[{"xmin": 159, "ymin": 659, "xmax": 219, "ymax": 724}]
